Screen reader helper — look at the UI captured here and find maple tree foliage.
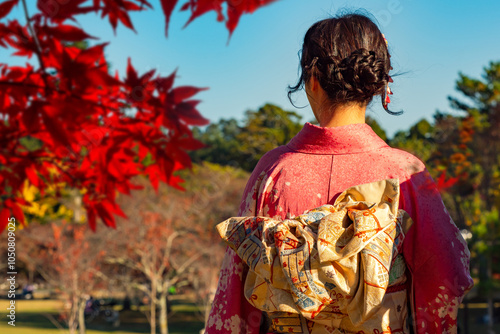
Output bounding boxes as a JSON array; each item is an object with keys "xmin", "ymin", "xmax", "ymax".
[
  {"xmin": 0, "ymin": 0, "xmax": 277, "ymax": 232},
  {"xmin": 160, "ymin": 0, "xmax": 277, "ymax": 39}
]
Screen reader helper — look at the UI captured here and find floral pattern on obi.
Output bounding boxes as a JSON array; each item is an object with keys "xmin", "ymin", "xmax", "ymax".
[{"xmin": 217, "ymin": 178, "xmax": 413, "ymax": 333}]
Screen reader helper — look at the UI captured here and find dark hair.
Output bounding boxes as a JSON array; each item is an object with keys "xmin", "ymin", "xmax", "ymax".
[{"xmin": 288, "ymin": 12, "xmax": 402, "ymax": 115}]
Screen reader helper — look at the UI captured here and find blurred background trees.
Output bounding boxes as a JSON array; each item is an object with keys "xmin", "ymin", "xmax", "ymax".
[
  {"xmin": 191, "ymin": 103, "xmax": 303, "ymax": 171},
  {"xmin": 432, "ymin": 61, "xmax": 500, "ymax": 333}
]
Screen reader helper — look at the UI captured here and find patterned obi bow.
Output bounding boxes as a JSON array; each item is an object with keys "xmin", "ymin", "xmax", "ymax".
[{"xmin": 216, "ymin": 179, "xmax": 414, "ymax": 332}]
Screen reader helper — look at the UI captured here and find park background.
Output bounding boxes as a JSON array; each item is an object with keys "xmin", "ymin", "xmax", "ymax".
[{"xmin": 0, "ymin": 0, "xmax": 499, "ymax": 333}]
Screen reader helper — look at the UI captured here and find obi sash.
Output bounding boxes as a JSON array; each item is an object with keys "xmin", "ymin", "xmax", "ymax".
[{"xmin": 216, "ymin": 178, "xmax": 413, "ymax": 333}]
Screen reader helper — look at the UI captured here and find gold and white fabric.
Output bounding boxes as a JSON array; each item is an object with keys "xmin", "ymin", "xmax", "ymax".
[{"xmin": 216, "ymin": 179, "xmax": 413, "ymax": 333}]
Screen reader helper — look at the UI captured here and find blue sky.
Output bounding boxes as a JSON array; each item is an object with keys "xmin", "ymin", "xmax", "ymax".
[{"xmin": 3, "ymin": 0, "xmax": 500, "ymax": 137}]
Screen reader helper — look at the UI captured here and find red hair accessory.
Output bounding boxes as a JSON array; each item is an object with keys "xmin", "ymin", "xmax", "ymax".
[
  {"xmin": 385, "ymin": 76, "xmax": 393, "ymax": 105},
  {"xmin": 382, "ymin": 34, "xmax": 393, "ymax": 108}
]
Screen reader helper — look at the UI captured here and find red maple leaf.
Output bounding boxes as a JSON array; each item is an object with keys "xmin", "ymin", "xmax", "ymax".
[
  {"xmin": 162, "ymin": 0, "xmax": 278, "ymax": 40},
  {"xmin": 435, "ymin": 171, "xmax": 459, "ymax": 192},
  {"xmin": 0, "ymin": 0, "xmax": 19, "ymax": 20}
]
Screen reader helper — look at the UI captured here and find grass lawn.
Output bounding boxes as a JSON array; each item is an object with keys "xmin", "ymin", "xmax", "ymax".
[{"xmin": 0, "ymin": 299, "xmax": 205, "ymax": 334}]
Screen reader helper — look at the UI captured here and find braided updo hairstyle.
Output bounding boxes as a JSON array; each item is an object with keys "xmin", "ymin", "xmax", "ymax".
[{"xmin": 288, "ymin": 13, "xmax": 401, "ymax": 115}]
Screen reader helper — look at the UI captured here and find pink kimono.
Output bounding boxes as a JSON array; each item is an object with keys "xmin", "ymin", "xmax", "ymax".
[{"xmin": 205, "ymin": 122, "xmax": 473, "ymax": 334}]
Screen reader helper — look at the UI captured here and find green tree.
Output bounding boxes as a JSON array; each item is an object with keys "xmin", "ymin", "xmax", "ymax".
[
  {"xmin": 390, "ymin": 118, "xmax": 436, "ymax": 163},
  {"xmin": 236, "ymin": 104, "xmax": 303, "ymax": 171},
  {"xmin": 366, "ymin": 116, "xmax": 388, "ymax": 142},
  {"xmin": 191, "ymin": 104, "xmax": 304, "ymax": 172},
  {"xmin": 191, "ymin": 119, "xmax": 242, "ymax": 167}
]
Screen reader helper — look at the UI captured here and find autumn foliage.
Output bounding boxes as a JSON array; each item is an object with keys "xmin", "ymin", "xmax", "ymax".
[
  {"xmin": 0, "ymin": 0, "xmax": 277, "ymax": 231},
  {"xmin": 162, "ymin": 0, "xmax": 278, "ymax": 39}
]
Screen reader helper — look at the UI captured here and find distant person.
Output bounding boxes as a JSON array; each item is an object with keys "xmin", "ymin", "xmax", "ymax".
[
  {"xmin": 22, "ymin": 284, "xmax": 34, "ymax": 299},
  {"xmin": 205, "ymin": 11, "xmax": 473, "ymax": 334},
  {"xmin": 85, "ymin": 295, "xmax": 95, "ymax": 313}
]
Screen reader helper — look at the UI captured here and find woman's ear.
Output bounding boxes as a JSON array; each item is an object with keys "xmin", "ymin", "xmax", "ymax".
[
  {"xmin": 311, "ymin": 75, "xmax": 322, "ymax": 93},
  {"xmin": 305, "ymin": 75, "xmax": 318, "ymax": 94}
]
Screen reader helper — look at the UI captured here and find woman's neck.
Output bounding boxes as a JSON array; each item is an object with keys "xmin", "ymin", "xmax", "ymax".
[
  {"xmin": 305, "ymin": 76, "xmax": 367, "ymax": 128},
  {"xmin": 315, "ymin": 103, "xmax": 367, "ymax": 128}
]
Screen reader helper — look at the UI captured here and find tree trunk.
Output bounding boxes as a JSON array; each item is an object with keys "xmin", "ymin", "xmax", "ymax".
[
  {"xmin": 68, "ymin": 295, "xmax": 78, "ymax": 334},
  {"xmin": 159, "ymin": 291, "xmax": 169, "ymax": 334},
  {"xmin": 150, "ymin": 280, "xmax": 157, "ymax": 334},
  {"xmin": 73, "ymin": 192, "xmax": 83, "ymax": 223},
  {"xmin": 28, "ymin": 268, "xmax": 34, "ymax": 285},
  {"xmin": 78, "ymin": 297, "xmax": 86, "ymax": 334}
]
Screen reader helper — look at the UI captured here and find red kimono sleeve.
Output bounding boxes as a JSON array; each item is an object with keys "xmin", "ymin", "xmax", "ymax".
[
  {"xmin": 204, "ymin": 248, "xmax": 263, "ymax": 333},
  {"xmin": 400, "ymin": 167, "xmax": 474, "ymax": 334},
  {"xmin": 205, "ymin": 170, "xmax": 265, "ymax": 333}
]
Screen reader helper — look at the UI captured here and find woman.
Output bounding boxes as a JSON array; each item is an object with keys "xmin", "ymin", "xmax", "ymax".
[{"xmin": 205, "ymin": 12, "xmax": 473, "ymax": 334}]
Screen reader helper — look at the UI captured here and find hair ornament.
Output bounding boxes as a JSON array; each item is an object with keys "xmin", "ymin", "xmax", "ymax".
[
  {"xmin": 305, "ymin": 57, "xmax": 319, "ymax": 69},
  {"xmin": 382, "ymin": 34, "xmax": 393, "ymax": 108},
  {"xmin": 384, "ymin": 75, "xmax": 393, "ymax": 109}
]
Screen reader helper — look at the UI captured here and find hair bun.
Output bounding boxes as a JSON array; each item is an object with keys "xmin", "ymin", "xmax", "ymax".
[{"xmin": 316, "ymin": 48, "xmax": 388, "ymax": 104}]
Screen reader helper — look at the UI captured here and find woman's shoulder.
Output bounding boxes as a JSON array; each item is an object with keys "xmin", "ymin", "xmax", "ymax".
[
  {"xmin": 378, "ymin": 145, "xmax": 427, "ymax": 180},
  {"xmin": 251, "ymin": 145, "xmax": 296, "ymax": 175}
]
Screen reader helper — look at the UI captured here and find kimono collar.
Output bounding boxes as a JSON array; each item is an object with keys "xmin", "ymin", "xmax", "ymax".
[{"xmin": 287, "ymin": 122, "xmax": 389, "ymax": 155}]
